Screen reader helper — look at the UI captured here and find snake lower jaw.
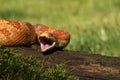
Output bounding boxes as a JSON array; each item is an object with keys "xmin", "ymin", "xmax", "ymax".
[{"xmin": 40, "ymin": 41, "xmax": 56, "ymax": 52}]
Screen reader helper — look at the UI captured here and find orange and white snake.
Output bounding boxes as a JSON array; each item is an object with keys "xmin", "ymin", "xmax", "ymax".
[{"xmin": 0, "ymin": 19, "xmax": 70, "ymax": 52}]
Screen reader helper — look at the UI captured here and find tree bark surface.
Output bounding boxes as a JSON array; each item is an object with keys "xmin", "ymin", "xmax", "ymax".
[{"xmin": 15, "ymin": 47, "xmax": 120, "ymax": 80}]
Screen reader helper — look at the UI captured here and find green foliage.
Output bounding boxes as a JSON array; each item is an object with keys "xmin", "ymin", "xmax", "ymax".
[
  {"xmin": 76, "ymin": 25, "xmax": 120, "ymax": 56},
  {"xmin": 0, "ymin": 46, "xmax": 79, "ymax": 80},
  {"xmin": 0, "ymin": 0, "xmax": 120, "ymax": 56}
]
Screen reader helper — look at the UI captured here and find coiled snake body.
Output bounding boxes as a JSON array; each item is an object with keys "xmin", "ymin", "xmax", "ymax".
[{"xmin": 0, "ymin": 20, "xmax": 70, "ymax": 52}]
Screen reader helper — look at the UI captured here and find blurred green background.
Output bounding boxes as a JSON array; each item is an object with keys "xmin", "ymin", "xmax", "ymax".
[{"xmin": 0, "ymin": 0, "xmax": 120, "ymax": 57}]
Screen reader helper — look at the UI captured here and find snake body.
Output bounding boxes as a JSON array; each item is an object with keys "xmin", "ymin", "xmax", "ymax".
[{"xmin": 0, "ymin": 20, "xmax": 70, "ymax": 52}]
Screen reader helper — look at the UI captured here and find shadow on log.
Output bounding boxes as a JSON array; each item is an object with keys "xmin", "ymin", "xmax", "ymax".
[{"xmin": 14, "ymin": 47, "xmax": 120, "ymax": 80}]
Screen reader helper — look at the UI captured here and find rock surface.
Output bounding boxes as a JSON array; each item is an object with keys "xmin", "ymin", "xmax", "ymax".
[{"xmin": 14, "ymin": 47, "xmax": 120, "ymax": 80}]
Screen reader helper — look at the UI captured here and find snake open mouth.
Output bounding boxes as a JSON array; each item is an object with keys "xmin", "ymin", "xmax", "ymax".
[{"xmin": 39, "ymin": 36, "xmax": 56, "ymax": 52}]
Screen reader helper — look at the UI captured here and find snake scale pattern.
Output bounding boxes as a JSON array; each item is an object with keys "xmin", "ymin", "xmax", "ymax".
[{"xmin": 0, "ymin": 19, "xmax": 70, "ymax": 52}]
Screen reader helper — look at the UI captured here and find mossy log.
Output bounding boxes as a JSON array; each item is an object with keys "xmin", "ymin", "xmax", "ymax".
[{"xmin": 15, "ymin": 47, "xmax": 120, "ymax": 80}]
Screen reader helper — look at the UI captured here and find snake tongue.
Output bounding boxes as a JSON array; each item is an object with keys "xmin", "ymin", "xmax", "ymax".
[{"xmin": 39, "ymin": 36, "xmax": 56, "ymax": 52}]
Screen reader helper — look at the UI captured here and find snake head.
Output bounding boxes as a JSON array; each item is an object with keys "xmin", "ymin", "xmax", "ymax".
[
  {"xmin": 34, "ymin": 24, "xmax": 70, "ymax": 52},
  {"xmin": 39, "ymin": 32, "xmax": 57, "ymax": 52}
]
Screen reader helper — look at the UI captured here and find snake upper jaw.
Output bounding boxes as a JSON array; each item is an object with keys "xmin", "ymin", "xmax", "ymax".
[{"xmin": 38, "ymin": 32, "xmax": 57, "ymax": 52}]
